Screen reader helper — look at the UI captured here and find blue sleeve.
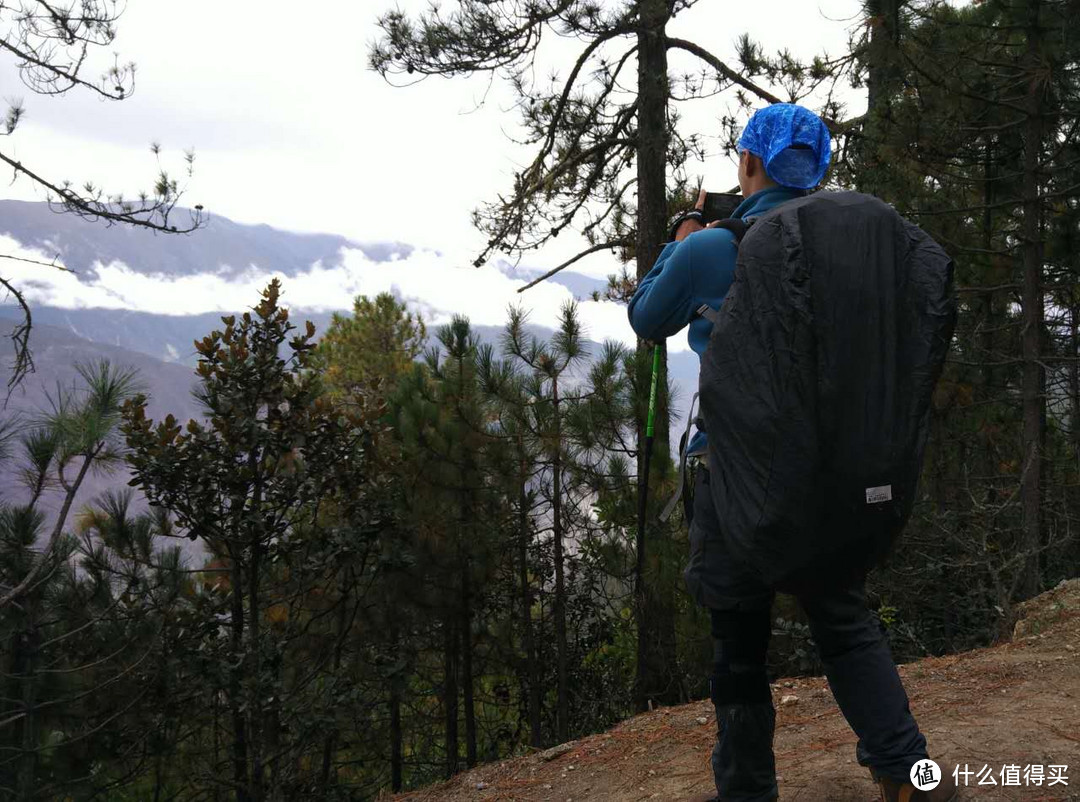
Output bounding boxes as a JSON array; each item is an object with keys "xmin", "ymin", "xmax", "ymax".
[
  {"xmin": 627, "ymin": 229, "xmax": 736, "ymax": 340},
  {"xmin": 627, "ymin": 240, "xmax": 696, "ymax": 340}
]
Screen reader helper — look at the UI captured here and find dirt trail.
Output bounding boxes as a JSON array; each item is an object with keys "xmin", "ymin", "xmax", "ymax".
[{"xmin": 390, "ymin": 580, "xmax": 1080, "ymax": 802}]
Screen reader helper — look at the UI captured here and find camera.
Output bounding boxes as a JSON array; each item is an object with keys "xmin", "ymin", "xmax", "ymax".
[{"xmin": 701, "ymin": 192, "xmax": 742, "ymax": 224}]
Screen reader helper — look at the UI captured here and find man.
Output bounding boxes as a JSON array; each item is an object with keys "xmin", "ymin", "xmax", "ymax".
[{"xmin": 627, "ymin": 104, "xmax": 957, "ymax": 802}]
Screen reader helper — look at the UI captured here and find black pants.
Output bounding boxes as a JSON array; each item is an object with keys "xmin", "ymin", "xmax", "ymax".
[{"xmin": 688, "ymin": 467, "xmax": 927, "ymax": 800}]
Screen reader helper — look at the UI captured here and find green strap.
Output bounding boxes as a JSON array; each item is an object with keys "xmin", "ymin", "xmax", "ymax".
[{"xmin": 646, "ymin": 344, "xmax": 661, "ymax": 438}]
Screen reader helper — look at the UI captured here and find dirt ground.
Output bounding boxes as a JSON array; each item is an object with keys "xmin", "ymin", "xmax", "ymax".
[{"xmin": 389, "ymin": 579, "xmax": 1080, "ymax": 802}]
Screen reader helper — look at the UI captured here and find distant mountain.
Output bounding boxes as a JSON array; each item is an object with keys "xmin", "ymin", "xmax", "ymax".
[
  {"xmin": 12, "ymin": 306, "xmax": 339, "ymax": 366},
  {"xmin": 0, "ymin": 199, "xmax": 409, "ymax": 278},
  {"xmin": 0, "ymin": 199, "xmax": 608, "ymax": 296}
]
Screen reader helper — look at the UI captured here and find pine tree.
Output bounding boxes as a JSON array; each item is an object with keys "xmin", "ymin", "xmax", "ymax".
[
  {"xmin": 392, "ymin": 317, "xmax": 508, "ymax": 777},
  {"xmin": 0, "ymin": 3, "xmax": 204, "ymax": 390},
  {"xmin": 315, "ymin": 291, "xmax": 429, "ymax": 791},
  {"xmin": 0, "ymin": 364, "xmax": 186, "ymax": 801},
  {"xmin": 316, "ymin": 292, "xmax": 427, "ymax": 402}
]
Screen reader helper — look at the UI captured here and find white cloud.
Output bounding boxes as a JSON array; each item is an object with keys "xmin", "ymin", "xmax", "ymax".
[{"xmin": 0, "ymin": 234, "xmax": 689, "ymax": 351}]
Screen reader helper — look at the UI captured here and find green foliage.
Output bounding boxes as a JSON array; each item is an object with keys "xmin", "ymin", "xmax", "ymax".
[
  {"xmin": 316, "ymin": 292, "xmax": 426, "ymax": 401},
  {"xmin": 121, "ymin": 280, "xmax": 388, "ymax": 799},
  {"xmin": 0, "ymin": 360, "xmax": 187, "ymax": 801}
]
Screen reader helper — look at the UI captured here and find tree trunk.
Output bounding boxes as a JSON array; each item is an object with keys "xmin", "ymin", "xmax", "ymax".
[
  {"xmin": 228, "ymin": 551, "xmax": 251, "ymax": 802},
  {"xmin": 1070, "ymin": 303, "xmax": 1080, "ymax": 476},
  {"xmin": 153, "ymin": 621, "xmax": 169, "ymax": 802},
  {"xmin": 1019, "ymin": 0, "xmax": 1045, "ymax": 599},
  {"xmin": 519, "ymin": 451, "xmax": 542, "ymax": 748},
  {"xmin": 858, "ymin": 0, "xmax": 905, "ymax": 198},
  {"xmin": 15, "ymin": 605, "xmax": 36, "ymax": 802},
  {"xmin": 551, "ymin": 374, "xmax": 569, "ymax": 743},
  {"xmin": 443, "ymin": 615, "xmax": 459, "ymax": 778},
  {"xmin": 247, "ymin": 532, "xmax": 264, "ymax": 801},
  {"xmin": 980, "ymin": 137, "xmax": 1006, "ymax": 508},
  {"xmin": 390, "ymin": 665, "xmax": 403, "ymax": 792},
  {"xmin": 633, "ymin": 0, "xmax": 674, "ymax": 717},
  {"xmin": 212, "ymin": 691, "xmax": 222, "ymax": 802},
  {"xmin": 320, "ymin": 581, "xmax": 351, "ymax": 795},
  {"xmin": 387, "ymin": 598, "xmax": 404, "ymax": 792},
  {"xmin": 865, "ymin": 0, "xmax": 902, "ymax": 126},
  {"xmin": 461, "ymin": 563, "xmax": 477, "ymax": 768}
]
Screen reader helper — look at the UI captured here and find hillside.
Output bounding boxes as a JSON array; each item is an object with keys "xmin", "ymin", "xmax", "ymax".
[
  {"xmin": 0, "ymin": 319, "xmax": 206, "ymax": 557},
  {"xmin": 391, "ymin": 580, "xmax": 1080, "ymax": 802}
]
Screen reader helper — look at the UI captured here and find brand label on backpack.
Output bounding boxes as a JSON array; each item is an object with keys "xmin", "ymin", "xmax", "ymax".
[{"xmin": 866, "ymin": 485, "xmax": 893, "ymax": 504}]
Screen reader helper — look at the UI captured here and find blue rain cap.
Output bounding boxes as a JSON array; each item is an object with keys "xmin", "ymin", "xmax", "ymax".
[{"xmin": 737, "ymin": 103, "xmax": 832, "ymax": 190}]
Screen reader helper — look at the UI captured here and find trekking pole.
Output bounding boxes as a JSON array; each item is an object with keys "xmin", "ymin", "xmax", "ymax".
[{"xmin": 635, "ymin": 343, "xmax": 661, "ymax": 592}]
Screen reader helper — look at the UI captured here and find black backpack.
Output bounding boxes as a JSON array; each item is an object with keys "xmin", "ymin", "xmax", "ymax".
[{"xmin": 698, "ymin": 191, "xmax": 956, "ymax": 588}]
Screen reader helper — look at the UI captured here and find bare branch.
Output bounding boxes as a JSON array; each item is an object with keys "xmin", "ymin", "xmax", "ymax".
[
  {"xmin": 0, "ymin": 275, "xmax": 34, "ymax": 394},
  {"xmin": 517, "ymin": 240, "xmax": 628, "ymax": 293}
]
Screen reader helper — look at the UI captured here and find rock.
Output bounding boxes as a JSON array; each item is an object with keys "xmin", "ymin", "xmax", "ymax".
[
  {"xmin": 539, "ymin": 742, "xmax": 575, "ymax": 762},
  {"xmin": 781, "ymin": 694, "xmax": 799, "ymax": 705},
  {"xmin": 696, "ymin": 716, "xmax": 709, "ymax": 725},
  {"xmin": 476, "ymin": 781, "xmax": 487, "ymax": 790}
]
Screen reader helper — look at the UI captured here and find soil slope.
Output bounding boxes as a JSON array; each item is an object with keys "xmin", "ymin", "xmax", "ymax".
[{"xmin": 391, "ymin": 579, "xmax": 1080, "ymax": 801}]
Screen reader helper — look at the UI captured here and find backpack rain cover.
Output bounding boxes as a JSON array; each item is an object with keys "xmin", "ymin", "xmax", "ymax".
[{"xmin": 699, "ymin": 191, "xmax": 957, "ymax": 587}]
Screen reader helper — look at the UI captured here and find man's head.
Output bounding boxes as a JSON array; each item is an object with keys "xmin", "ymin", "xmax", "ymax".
[
  {"xmin": 736, "ymin": 103, "xmax": 831, "ymax": 197},
  {"xmin": 737, "ymin": 149, "xmax": 774, "ymax": 198}
]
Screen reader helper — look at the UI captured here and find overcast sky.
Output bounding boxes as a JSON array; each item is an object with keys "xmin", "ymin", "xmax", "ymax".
[{"xmin": 0, "ymin": 0, "xmax": 866, "ymax": 350}]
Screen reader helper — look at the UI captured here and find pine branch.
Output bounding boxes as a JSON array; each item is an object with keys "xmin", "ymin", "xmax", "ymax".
[
  {"xmin": 665, "ymin": 37, "xmax": 784, "ymax": 105},
  {"xmin": 0, "ymin": 150, "xmax": 202, "ymax": 233}
]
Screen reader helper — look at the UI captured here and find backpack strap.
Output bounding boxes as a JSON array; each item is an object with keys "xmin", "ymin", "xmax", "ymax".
[
  {"xmin": 694, "ymin": 216, "xmax": 757, "ymax": 325},
  {"xmin": 695, "ymin": 303, "xmax": 722, "ymax": 325},
  {"xmin": 660, "ymin": 392, "xmax": 700, "ymax": 523},
  {"xmin": 710, "ymin": 216, "xmax": 752, "ymax": 243}
]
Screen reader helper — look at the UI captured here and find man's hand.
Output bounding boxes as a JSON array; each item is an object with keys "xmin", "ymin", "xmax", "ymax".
[{"xmin": 674, "ymin": 189, "xmax": 707, "ymax": 241}]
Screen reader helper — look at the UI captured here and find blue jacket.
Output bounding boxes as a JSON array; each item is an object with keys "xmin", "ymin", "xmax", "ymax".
[{"xmin": 628, "ymin": 186, "xmax": 806, "ymax": 454}]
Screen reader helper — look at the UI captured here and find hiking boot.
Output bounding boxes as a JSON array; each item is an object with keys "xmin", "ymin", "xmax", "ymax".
[{"xmin": 872, "ymin": 767, "xmax": 959, "ymax": 802}]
